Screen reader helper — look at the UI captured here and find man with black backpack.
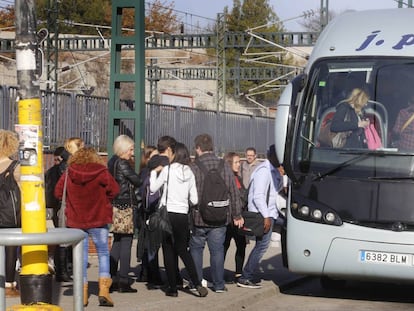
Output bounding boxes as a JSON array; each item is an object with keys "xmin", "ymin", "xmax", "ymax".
[{"xmin": 189, "ymin": 133, "xmax": 244, "ymax": 293}]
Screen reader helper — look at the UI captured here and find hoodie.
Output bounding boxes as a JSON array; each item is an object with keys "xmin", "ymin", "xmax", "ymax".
[
  {"xmin": 54, "ymin": 162, "xmax": 119, "ymax": 229},
  {"xmin": 149, "ymin": 162, "xmax": 198, "ymax": 214}
]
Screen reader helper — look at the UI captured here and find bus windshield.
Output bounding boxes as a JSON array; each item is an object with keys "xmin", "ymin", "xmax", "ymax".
[{"xmin": 294, "ymin": 57, "xmax": 414, "ymax": 180}]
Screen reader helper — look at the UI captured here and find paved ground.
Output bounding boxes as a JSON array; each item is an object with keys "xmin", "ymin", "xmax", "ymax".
[{"xmin": 6, "ymin": 234, "xmax": 298, "ymax": 311}]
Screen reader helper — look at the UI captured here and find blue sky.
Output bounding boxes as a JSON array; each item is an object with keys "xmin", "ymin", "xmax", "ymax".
[
  {"xmin": 0, "ymin": 0, "xmax": 12, "ymax": 10},
  {"xmin": 169, "ymin": 0, "xmax": 402, "ymax": 31}
]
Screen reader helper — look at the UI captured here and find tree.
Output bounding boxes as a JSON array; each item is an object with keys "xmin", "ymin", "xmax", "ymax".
[
  {"xmin": 145, "ymin": 0, "xmax": 180, "ymax": 34},
  {"xmin": 33, "ymin": 0, "xmax": 180, "ymax": 35},
  {"xmin": 299, "ymin": 8, "xmax": 336, "ymax": 32},
  {"xmin": 224, "ymin": 0, "xmax": 286, "ymax": 105},
  {"xmin": 0, "ymin": 5, "xmax": 15, "ymax": 29},
  {"xmin": 34, "ymin": 0, "xmax": 111, "ymax": 35},
  {"xmin": 0, "ymin": 5, "xmax": 15, "ymax": 61}
]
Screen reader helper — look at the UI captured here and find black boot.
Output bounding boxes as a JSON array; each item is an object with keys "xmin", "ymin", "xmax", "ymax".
[
  {"xmin": 55, "ymin": 246, "xmax": 72, "ymax": 282},
  {"xmin": 118, "ymin": 278, "xmax": 137, "ymax": 293}
]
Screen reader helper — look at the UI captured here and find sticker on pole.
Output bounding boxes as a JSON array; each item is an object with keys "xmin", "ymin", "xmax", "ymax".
[{"xmin": 14, "ymin": 124, "xmax": 39, "ymax": 166}]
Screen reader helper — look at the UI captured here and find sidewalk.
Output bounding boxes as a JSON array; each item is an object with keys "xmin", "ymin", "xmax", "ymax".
[{"xmin": 6, "ymin": 234, "xmax": 297, "ymax": 310}]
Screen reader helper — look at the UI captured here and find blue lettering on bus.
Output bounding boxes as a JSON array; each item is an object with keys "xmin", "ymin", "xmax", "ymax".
[
  {"xmin": 356, "ymin": 30, "xmax": 414, "ymax": 51},
  {"xmin": 393, "ymin": 34, "xmax": 414, "ymax": 50},
  {"xmin": 360, "ymin": 251, "xmax": 366, "ymax": 261},
  {"xmin": 356, "ymin": 30, "xmax": 382, "ymax": 51}
]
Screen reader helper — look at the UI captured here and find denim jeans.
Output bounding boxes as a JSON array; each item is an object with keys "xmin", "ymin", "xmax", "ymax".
[
  {"xmin": 189, "ymin": 226, "xmax": 227, "ymax": 291},
  {"xmin": 240, "ymin": 218, "xmax": 274, "ymax": 282},
  {"xmin": 83, "ymin": 226, "xmax": 110, "ymax": 284}
]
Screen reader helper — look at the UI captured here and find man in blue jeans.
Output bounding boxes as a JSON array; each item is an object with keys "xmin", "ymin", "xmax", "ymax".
[
  {"xmin": 237, "ymin": 144, "xmax": 283, "ymax": 289},
  {"xmin": 189, "ymin": 133, "xmax": 244, "ymax": 293}
]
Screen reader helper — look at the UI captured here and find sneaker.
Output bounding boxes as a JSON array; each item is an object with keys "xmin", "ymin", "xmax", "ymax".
[
  {"xmin": 196, "ymin": 285, "xmax": 208, "ymax": 297},
  {"xmin": 184, "ymin": 283, "xmax": 198, "ymax": 292},
  {"xmin": 213, "ymin": 286, "xmax": 228, "ymax": 293},
  {"xmin": 236, "ymin": 279, "xmax": 262, "ymax": 289}
]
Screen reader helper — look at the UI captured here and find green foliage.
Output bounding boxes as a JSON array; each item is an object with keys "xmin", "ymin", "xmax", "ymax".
[
  {"xmin": 224, "ymin": 0, "xmax": 287, "ymax": 103},
  {"xmin": 35, "ymin": 0, "xmax": 111, "ymax": 35}
]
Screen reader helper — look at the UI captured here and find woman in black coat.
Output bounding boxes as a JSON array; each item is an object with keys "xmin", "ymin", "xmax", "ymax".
[
  {"xmin": 330, "ymin": 88, "xmax": 370, "ymax": 148},
  {"xmin": 108, "ymin": 135, "xmax": 142, "ymax": 293}
]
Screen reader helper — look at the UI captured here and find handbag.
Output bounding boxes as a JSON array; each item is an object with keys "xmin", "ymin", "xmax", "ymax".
[
  {"xmin": 318, "ymin": 109, "xmax": 351, "ymax": 148},
  {"xmin": 57, "ymin": 171, "xmax": 68, "ymax": 228},
  {"xmin": 238, "ymin": 210, "xmax": 264, "ymax": 237},
  {"xmin": 147, "ymin": 204, "xmax": 172, "ymax": 235},
  {"xmin": 364, "ymin": 124, "xmax": 382, "ymax": 150},
  {"xmin": 112, "ymin": 202, "xmax": 134, "ymax": 234},
  {"xmin": 111, "ymin": 158, "xmax": 135, "ymax": 234},
  {"xmin": 146, "ymin": 165, "xmax": 172, "ymax": 235}
]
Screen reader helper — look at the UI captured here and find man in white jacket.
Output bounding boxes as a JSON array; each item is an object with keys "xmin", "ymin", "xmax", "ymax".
[{"xmin": 237, "ymin": 144, "xmax": 283, "ymax": 289}]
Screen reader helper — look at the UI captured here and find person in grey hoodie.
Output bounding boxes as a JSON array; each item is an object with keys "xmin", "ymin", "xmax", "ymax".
[{"xmin": 150, "ymin": 142, "xmax": 208, "ymax": 298}]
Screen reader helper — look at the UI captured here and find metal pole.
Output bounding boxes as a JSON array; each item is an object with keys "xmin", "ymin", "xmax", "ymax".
[
  {"xmin": 14, "ymin": 0, "xmax": 54, "ymax": 307},
  {"xmin": 0, "ymin": 245, "xmax": 4, "ymax": 311}
]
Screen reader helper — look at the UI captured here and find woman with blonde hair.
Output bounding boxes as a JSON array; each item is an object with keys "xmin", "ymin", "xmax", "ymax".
[
  {"xmin": 330, "ymin": 87, "xmax": 371, "ymax": 148},
  {"xmin": 64, "ymin": 137, "xmax": 84, "ymax": 155},
  {"xmin": 54, "ymin": 136, "xmax": 85, "ymax": 282},
  {"xmin": 55, "ymin": 147, "xmax": 119, "ymax": 307},
  {"xmin": 0, "ymin": 130, "xmax": 21, "ymax": 297},
  {"xmin": 107, "ymin": 135, "xmax": 142, "ymax": 293}
]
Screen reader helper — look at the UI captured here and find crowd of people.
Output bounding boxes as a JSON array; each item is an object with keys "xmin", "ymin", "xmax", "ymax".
[{"xmin": 0, "ymin": 130, "xmax": 286, "ymax": 307}]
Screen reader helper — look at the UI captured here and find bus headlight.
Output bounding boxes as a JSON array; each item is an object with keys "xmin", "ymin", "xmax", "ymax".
[
  {"xmin": 325, "ymin": 212, "xmax": 336, "ymax": 223},
  {"xmin": 299, "ymin": 205, "xmax": 310, "ymax": 216},
  {"xmin": 312, "ymin": 209, "xmax": 322, "ymax": 220}
]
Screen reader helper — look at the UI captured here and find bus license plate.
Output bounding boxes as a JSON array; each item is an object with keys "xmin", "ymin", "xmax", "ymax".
[{"xmin": 360, "ymin": 250, "xmax": 412, "ymax": 265}]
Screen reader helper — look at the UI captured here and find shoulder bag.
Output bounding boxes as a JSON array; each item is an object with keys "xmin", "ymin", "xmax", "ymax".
[
  {"xmin": 237, "ymin": 182, "xmax": 271, "ymax": 238},
  {"xmin": 318, "ymin": 108, "xmax": 352, "ymax": 148},
  {"xmin": 147, "ymin": 166, "xmax": 172, "ymax": 235},
  {"xmin": 111, "ymin": 159, "xmax": 135, "ymax": 234},
  {"xmin": 57, "ymin": 171, "xmax": 68, "ymax": 228}
]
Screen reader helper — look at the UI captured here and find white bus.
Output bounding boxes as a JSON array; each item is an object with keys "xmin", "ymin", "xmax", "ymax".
[{"xmin": 275, "ymin": 8, "xmax": 414, "ymax": 287}]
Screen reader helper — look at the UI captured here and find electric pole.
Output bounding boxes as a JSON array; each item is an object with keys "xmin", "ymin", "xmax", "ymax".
[{"xmin": 12, "ymin": 0, "xmax": 59, "ymax": 309}]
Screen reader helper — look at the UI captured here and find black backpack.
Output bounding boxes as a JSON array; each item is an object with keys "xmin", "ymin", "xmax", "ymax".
[
  {"xmin": 195, "ymin": 159, "xmax": 229, "ymax": 226},
  {"xmin": 0, "ymin": 160, "xmax": 21, "ymax": 228}
]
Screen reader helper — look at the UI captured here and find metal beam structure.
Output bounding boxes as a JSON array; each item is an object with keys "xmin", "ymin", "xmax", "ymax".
[
  {"xmin": 0, "ymin": 31, "xmax": 319, "ymax": 53},
  {"xmin": 216, "ymin": 13, "xmax": 226, "ymax": 111},
  {"xmin": 45, "ymin": 0, "xmax": 59, "ymax": 92},
  {"xmin": 107, "ymin": 0, "xmax": 144, "ymax": 170}
]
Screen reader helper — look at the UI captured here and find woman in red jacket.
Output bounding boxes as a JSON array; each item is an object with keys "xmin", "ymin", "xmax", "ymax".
[{"xmin": 55, "ymin": 147, "xmax": 119, "ymax": 307}]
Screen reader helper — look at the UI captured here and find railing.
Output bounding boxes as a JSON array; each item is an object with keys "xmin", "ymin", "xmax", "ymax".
[
  {"xmin": 1, "ymin": 85, "xmax": 275, "ymax": 156},
  {"xmin": 0, "ymin": 228, "xmax": 85, "ymax": 311}
]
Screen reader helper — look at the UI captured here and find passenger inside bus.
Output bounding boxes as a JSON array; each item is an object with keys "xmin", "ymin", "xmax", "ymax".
[
  {"xmin": 392, "ymin": 93, "xmax": 414, "ymax": 151},
  {"xmin": 321, "ymin": 88, "xmax": 370, "ymax": 148}
]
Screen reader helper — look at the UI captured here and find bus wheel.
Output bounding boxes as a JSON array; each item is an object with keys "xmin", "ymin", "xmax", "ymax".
[{"xmin": 320, "ymin": 276, "xmax": 346, "ymax": 290}]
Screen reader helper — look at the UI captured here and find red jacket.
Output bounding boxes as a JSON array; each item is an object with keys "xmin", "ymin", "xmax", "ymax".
[{"xmin": 54, "ymin": 163, "xmax": 119, "ymax": 229}]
